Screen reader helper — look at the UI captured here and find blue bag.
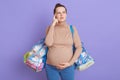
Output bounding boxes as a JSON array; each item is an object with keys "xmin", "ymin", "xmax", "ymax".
[
  {"xmin": 69, "ymin": 25, "xmax": 95, "ymax": 71},
  {"xmin": 24, "ymin": 38, "xmax": 48, "ymax": 72}
]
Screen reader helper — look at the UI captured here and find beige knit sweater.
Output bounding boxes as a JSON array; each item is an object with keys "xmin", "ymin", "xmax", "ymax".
[{"xmin": 45, "ymin": 22, "xmax": 82, "ymax": 66}]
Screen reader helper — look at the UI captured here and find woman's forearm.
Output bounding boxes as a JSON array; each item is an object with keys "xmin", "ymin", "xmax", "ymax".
[
  {"xmin": 45, "ymin": 22, "xmax": 56, "ymax": 47},
  {"xmin": 69, "ymin": 46, "xmax": 82, "ymax": 66}
]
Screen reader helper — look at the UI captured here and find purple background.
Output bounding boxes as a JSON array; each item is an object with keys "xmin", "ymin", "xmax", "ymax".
[{"xmin": 0, "ymin": 0, "xmax": 120, "ymax": 80}]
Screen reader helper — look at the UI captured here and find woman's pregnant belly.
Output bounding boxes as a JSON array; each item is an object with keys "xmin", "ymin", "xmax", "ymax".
[{"xmin": 46, "ymin": 46, "xmax": 73, "ymax": 66}]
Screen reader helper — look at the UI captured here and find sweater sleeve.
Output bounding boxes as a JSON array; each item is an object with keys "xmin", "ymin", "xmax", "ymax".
[
  {"xmin": 69, "ymin": 26, "xmax": 82, "ymax": 65},
  {"xmin": 45, "ymin": 26, "xmax": 54, "ymax": 47}
]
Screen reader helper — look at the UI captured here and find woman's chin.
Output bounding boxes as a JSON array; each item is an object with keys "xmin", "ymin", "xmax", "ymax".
[{"xmin": 58, "ymin": 20, "xmax": 66, "ymax": 23}]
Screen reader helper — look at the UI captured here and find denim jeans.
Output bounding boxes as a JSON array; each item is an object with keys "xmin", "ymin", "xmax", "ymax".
[{"xmin": 45, "ymin": 63, "xmax": 75, "ymax": 80}]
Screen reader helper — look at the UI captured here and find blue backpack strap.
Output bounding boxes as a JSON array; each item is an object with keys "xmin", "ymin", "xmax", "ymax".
[
  {"xmin": 70, "ymin": 25, "xmax": 74, "ymax": 37},
  {"xmin": 70, "ymin": 25, "xmax": 76, "ymax": 53}
]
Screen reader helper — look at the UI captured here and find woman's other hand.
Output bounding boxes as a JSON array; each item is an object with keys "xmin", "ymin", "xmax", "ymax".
[{"xmin": 56, "ymin": 62, "xmax": 71, "ymax": 69}]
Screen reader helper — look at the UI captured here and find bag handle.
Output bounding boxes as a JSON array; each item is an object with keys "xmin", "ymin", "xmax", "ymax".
[
  {"xmin": 70, "ymin": 25, "xmax": 74, "ymax": 37},
  {"xmin": 69, "ymin": 25, "xmax": 84, "ymax": 50}
]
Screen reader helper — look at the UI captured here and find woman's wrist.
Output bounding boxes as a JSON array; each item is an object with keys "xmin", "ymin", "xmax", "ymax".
[
  {"xmin": 51, "ymin": 21, "xmax": 56, "ymax": 27},
  {"xmin": 69, "ymin": 61, "xmax": 74, "ymax": 66}
]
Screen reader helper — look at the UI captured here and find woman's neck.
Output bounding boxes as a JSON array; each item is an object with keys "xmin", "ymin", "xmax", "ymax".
[{"xmin": 55, "ymin": 21, "xmax": 68, "ymax": 27}]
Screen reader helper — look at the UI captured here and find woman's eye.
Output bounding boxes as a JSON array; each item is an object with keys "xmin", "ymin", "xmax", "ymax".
[
  {"xmin": 56, "ymin": 11, "xmax": 66, "ymax": 14},
  {"xmin": 57, "ymin": 12, "xmax": 60, "ymax": 14},
  {"xmin": 58, "ymin": 13, "xmax": 60, "ymax": 14},
  {"xmin": 63, "ymin": 11, "xmax": 66, "ymax": 13}
]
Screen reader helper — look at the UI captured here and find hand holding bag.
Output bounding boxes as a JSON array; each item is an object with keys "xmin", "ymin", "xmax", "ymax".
[{"xmin": 69, "ymin": 25, "xmax": 95, "ymax": 71}]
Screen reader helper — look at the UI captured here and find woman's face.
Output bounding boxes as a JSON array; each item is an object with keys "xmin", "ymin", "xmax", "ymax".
[{"xmin": 55, "ymin": 7, "xmax": 67, "ymax": 22}]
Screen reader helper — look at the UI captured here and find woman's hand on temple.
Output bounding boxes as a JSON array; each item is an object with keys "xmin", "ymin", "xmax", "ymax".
[{"xmin": 51, "ymin": 15, "xmax": 58, "ymax": 26}]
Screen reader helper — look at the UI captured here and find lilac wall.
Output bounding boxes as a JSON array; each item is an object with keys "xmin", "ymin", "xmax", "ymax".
[{"xmin": 0, "ymin": 0, "xmax": 120, "ymax": 80}]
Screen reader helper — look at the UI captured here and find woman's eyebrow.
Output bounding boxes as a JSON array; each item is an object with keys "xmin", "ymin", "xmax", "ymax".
[
  {"xmin": 56, "ymin": 10, "xmax": 66, "ymax": 13},
  {"xmin": 63, "ymin": 11, "xmax": 66, "ymax": 12},
  {"xmin": 57, "ymin": 11, "xmax": 66, "ymax": 12}
]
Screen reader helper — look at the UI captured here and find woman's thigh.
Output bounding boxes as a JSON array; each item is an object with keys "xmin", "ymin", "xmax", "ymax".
[
  {"xmin": 45, "ymin": 64, "xmax": 60, "ymax": 80},
  {"xmin": 60, "ymin": 64, "xmax": 75, "ymax": 80},
  {"xmin": 45, "ymin": 63, "xmax": 75, "ymax": 80}
]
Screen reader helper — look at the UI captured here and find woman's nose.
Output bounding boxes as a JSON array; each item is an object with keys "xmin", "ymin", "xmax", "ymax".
[{"xmin": 60, "ymin": 13, "xmax": 63, "ymax": 16}]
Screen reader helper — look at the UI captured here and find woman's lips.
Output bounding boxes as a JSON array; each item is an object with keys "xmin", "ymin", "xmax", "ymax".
[{"xmin": 60, "ymin": 17, "xmax": 64, "ymax": 19}]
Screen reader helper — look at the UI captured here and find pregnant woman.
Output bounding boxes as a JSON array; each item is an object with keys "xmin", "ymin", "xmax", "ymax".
[{"xmin": 45, "ymin": 3, "xmax": 82, "ymax": 80}]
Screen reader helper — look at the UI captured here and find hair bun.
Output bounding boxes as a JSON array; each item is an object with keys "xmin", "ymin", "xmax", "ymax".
[{"xmin": 53, "ymin": 3, "xmax": 67, "ymax": 14}]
